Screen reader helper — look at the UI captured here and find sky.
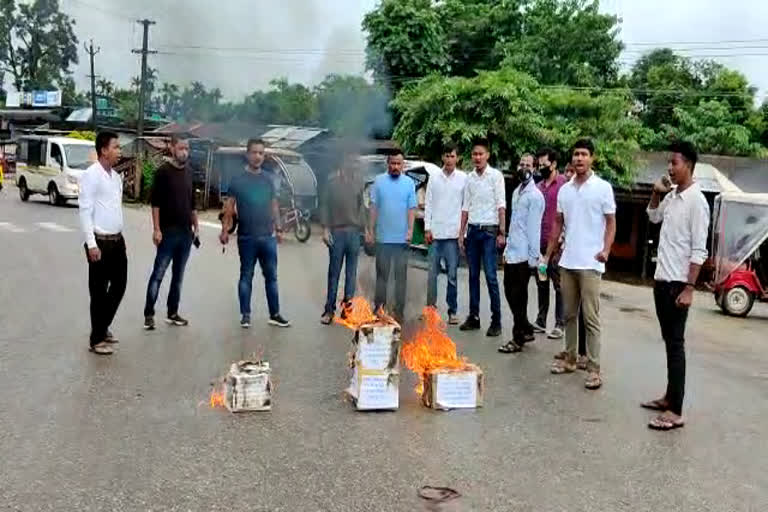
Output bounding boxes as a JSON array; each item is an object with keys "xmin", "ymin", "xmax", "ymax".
[{"xmin": 51, "ymin": 0, "xmax": 768, "ymax": 102}]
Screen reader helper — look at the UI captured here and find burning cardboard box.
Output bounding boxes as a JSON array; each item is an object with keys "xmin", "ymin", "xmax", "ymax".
[
  {"xmin": 215, "ymin": 360, "xmax": 272, "ymax": 412},
  {"xmin": 402, "ymin": 307, "xmax": 484, "ymax": 410},
  {"xmin": 337, "ymin": 298, "xmax": 401, "ymax": 411},
  {"xmin": 422, "ymin": 364, "xmax": 485, "ymax": 410}
]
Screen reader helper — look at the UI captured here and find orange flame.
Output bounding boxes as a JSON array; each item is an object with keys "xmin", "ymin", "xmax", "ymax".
[
  {"xmin": 334, "ymin": 297, "xmax": 397, "ymax": 330},
  {"xmin": 209, "ymin": 383, "xmax": 226, "ymax": 408},
  {"xmin": 401, "ymin": 307, "xmax": 470, "ymax": 393}
]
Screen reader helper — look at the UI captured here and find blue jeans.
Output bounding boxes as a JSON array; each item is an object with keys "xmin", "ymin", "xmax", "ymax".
[
  {"xmin": 238, "ymin": 235, "xmax": 279, "ymax": 317},
  {"xmin": 324, "ymin": 227, "xmax": 361, "ymax": 315},
  {"xmin": 144, "ymin": 229, "xmax": 193, "ymax": 317},
  {"xmin": 465, "ymin": 225, "xmax": 501, "ymax": 326},
  {"xmin": 427, "ymin": 239, "xmax": 459, "ymax": 315},
  {"xmin": 374, "ymin": 243, "xmax": 408, "ymax": 321}
]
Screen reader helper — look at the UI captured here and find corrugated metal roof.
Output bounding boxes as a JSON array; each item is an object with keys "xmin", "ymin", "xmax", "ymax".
[{"xmin": 261, "ymin": 125, "xmax": 328, "ymax": 149}]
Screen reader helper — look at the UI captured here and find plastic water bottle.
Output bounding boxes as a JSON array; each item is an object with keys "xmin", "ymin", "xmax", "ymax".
[{"xmin": 537, "ymin": 262, "xmax": 548, "ymax": 282}]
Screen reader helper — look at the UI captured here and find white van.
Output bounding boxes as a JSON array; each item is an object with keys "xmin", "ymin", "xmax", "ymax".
[{"xmin": 15, "ymin": 136, "xmax": 96, "ymax": 205}]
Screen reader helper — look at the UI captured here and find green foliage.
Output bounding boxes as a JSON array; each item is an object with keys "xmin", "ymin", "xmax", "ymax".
[
  {"xmin": 363, "ymin": 0, "xmax": 621, "ymax": 89},
  {"xmin": 67, "ymin": 130, "xmax": 96, "ymax": 141},
  {"xmin": 630, "ymin": 48, "xmax": 763, "ymax": 156},
  {"xmin": 362, "ymin": 0, "xmax": 449, "ymax": 90},
  {"xmin": 650, "ymin": 100, "xmax": 765, "ymax": 157},
  {"xmin": 498, "ymin": 0, "xmax": 623, "ymax": 87},
  {"xmin": 0, "ymin": 0, "xmax": 79, "ymax": 91},
  {"xmin": 392, "ymin": 68, "xmax": 642, "ymax": 184},
  {"xmin": 141, "ymin": 160, "xmax": 157, "ymax": 201}
]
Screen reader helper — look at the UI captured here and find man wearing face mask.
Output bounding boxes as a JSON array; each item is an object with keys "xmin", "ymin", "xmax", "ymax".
[
  {"xmin": 366, "ymin": 148, "xmax": 416, "ymax": 321},
  {"xmin": 498, "ymin": 155, "xmax": 545, "ymax": 353},
  {"xmin": 143, "ymin": 134, "xmax": 199, "ymax": 330},
  {"xmin": 534, "ymin": 147, "xmax": 567, "ymax": 339}
]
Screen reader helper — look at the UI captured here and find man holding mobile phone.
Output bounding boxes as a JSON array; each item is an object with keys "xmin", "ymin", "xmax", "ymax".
[{"xmin": 320, "ymin": 152, "xmax": 365, "ymax": 325}]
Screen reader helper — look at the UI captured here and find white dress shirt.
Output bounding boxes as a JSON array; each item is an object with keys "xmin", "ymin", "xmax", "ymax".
[
  {"xmin": 424, "ymin": 168, "xmax": 467, "ymax": 239},
  {"xmin": 79, "ymin": 161, "xmax": 124, "ymax": 248},
  {"xmin": 557, "ymin": 172, "xmax": 616, "ymax": 273},
  {"xmin": 647, "ymin": 182, "xmax": 710, "ymax": 282},
  {"xmin": 462, "ymin": 165, "xmax": 506, "ymax": 226}
]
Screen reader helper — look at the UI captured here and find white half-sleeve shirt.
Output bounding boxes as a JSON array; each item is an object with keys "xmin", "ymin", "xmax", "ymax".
[{"xmin": 557, "ymin": 172, "xmax": 616, "ymax": 273}]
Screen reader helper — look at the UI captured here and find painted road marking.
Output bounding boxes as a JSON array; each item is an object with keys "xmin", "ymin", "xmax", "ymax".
[
  {"xmin": 36, "ymin": 222, "xmax": 75, "ymax": 232},
  {"xmin": 199, "ymin": 221, "xmax": 220, "ymax": 229},
  {"xmin": 0, "ymin": 222, "xmax": 26, "ymax": 233}
]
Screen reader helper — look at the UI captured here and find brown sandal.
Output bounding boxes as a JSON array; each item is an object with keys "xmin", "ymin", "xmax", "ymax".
[
  {"xmin": 648, "ymin": 414, "xmax": 684, "ymax": 431},
  {"xmin": 585, "ymin": 372, "xmax": 602, "ymax": 389},
  {"xmin": 550, "ymin": 359, "xmax": 576, "ymax": 374}
]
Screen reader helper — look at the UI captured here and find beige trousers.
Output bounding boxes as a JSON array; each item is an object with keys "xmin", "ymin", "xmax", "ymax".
[{"xmin": 560, "ymin": 269, "xmax": 602, "ymax": 372}]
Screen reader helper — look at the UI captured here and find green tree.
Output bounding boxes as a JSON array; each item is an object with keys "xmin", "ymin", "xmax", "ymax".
[
  {"xmin": 653, "ymin": 100, "xmax": 764, "ymax": 157},
  {"xmin": 363, "ymin": 0, "xmax": 622, "ymax": 88},
  {"xmin": 498, "ymin": 0, "xmax": 623, "ymax": 86},
  {"xmin": 392, "ymin": 67, "xmax": 641, "ymax": 183},
  {"xmin": 0, "ymin": 0, "xmax": 78, "ymax": 91},
  {"xmin": 362, "ymin": 0, "xmax": 449, "ymax": 90},
  {"xmin": 96, "ymin": 79, "xmax": 115, "ymax": 96}
]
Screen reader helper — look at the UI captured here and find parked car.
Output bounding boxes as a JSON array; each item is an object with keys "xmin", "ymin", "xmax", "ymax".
[
  {"xmin": 357, "ymin": 155, "xmax": 442, "ymax": 256},
  {"xmin": 15, "ymin": 136, "xmax": 96, "ymax": 205}
]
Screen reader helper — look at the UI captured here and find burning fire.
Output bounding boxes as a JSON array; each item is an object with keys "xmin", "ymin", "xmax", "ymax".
[
  {"xmin": 334, "ymin": 297, "xmax": 397, "ymax": 330},
  {"xmin": 401, "ymin": 307, "xmax": 470, "ymax": 393},
  {"xmin": 209, "ymin": 383, "xmax": 226, "ymax": 408}
]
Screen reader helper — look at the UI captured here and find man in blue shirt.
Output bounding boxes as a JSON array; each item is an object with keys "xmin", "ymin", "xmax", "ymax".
[
  {"xmin": 365, "ymin": 148, "xmax": 416, "ymax": 321},
  {"xmin": 498, "ymin": 156, "xmax": 545, "ymax": 353},
  {"xmin": 220, "ymin": 138, "xmax": 290, "ymax": 329}
]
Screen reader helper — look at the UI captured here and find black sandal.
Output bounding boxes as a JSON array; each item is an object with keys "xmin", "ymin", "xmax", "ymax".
[
  {"xmin": 641, "ymin": 398, "xmax": 668, "ymax": 411},
  {"xmin": 498, "ymin": 341, "xmax": 523, "ymax": 353}
]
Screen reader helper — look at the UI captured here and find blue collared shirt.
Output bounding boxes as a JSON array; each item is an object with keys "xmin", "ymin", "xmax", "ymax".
[{"xmin": 504, "ymin": 179, "xmax": 545, "ymax": 267}]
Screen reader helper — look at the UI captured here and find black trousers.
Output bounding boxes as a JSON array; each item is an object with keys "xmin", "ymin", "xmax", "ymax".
[
  {"xmin": 374, "ymin": 243, "xmax": 408, "ymax": 321},
  {"xmin": 87, "ymin": 237, "xmax": 128, "ymax": 346},
  {"xmin": 653, "ymin": 281, "xmax": 689, "ymax": 415},
  {"xmin": 504, "ymin": 263, "xmax": 533, "ymax": 343}
]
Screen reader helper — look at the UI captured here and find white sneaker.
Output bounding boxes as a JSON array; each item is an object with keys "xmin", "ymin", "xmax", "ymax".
[
  {"xmin": 532, "ymin": 321, "xmax": 547, "ymax": 333},
  {"xmin": 547, "ymin": 327, "xmax": 564, "ymax": 339}
]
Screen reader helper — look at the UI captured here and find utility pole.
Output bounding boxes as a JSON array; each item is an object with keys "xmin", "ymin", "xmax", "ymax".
[
  {"xmin": 132, "ymin": 19, "xmax": 156, "ymax": 137},
  {"xmin": 84, "ymin": 39, "xmax": 100, "ymax": 131}
]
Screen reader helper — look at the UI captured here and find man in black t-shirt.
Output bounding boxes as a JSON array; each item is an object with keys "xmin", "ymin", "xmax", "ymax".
[{"xmin": 143, "ymin": 134, "xmax": 199, "ymax": 330}]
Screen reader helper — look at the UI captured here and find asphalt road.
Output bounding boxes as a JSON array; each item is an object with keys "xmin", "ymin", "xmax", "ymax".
[{"xmin": 1, "ymin": 185, "xmax": 767, "ymax": 512}]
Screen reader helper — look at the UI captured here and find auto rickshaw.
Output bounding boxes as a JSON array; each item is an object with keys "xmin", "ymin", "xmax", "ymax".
[{"xmin": 711, "ymin": 191, "xmax": 768, "ymax": 317}]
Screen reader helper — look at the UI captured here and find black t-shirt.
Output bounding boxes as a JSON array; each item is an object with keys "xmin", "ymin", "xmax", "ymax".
[
  {"xmin": 228, "ymin": 170, "xmax": 276, "ymax": 237},
  {"xmin": 151, "ymin": 162, "xmax": 194, "ymax": 232}
]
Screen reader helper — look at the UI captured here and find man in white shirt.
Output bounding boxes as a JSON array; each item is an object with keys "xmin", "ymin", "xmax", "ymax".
[
  {"xmin": 544, "ymin": 139, "xmax": 616, "ymax": 390},
  {"xmin": 459, "ymin": 138, "xmax": 506, "ymax": 337},
  {"xmin": 643, "ymin": 141, "xmax": 709, "ymax": 431},
  {"xmin": 425, "ymin": 143, "xmax": 467, "ymax": 325},
  {"xmin": 78, "ymin": 131, "xmax": 125, "ymax": 355}
]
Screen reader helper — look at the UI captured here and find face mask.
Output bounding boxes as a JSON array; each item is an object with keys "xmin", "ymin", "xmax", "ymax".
[
  {"xmin": 539, "ymin": 166, "xmax": 552, "ymax": 179},
  {"xmin": 516, "ymin": 168, "xmax": 532, "ymax": 183},
  {"xmin": 389, "ymin": 172, "xmax": 401, "ymax": 179}
]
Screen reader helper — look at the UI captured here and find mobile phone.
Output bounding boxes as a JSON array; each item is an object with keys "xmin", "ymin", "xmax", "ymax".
[{"xmin": 193, "ymin": 236, "xmax": 201, "ymax": 249}]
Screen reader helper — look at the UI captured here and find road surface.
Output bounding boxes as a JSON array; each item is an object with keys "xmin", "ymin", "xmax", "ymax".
[{"xmin": 1, "ymin": 186, "xmax": 767, "ymax": 511}]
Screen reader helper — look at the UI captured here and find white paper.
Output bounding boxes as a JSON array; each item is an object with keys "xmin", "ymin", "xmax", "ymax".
[
  {"xmin": 356, "ymin": 373, "xmax": 399, "ymax": 410},
  {"xmin": 356, "ymin": 326, "xmax": 398, "ymax": 370},
  {"xmin": 435, "ymin": 372, "xmax": 478, "ymax": 409}
]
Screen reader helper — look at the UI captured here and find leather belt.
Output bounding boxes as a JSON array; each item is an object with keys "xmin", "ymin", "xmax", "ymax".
[{"xmin": 95, "ymin": 233, "xmax": 123, "ymax": 241}]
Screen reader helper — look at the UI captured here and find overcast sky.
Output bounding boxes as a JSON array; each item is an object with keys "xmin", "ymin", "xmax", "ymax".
[{"xmin": 56, "ymin": 0, "xmax": 768, "ymax": 102}]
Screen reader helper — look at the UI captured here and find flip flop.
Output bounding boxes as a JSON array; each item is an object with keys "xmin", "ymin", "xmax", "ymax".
[
  {"xmin": 585, "ymin": 372, "xmax": 602, "ymax": 390},
  {"xmin": 648, "ymin": 415, "xmax": 685, "ymax": 431},
  {"xmin": 498, "ymin": 341, "xmax": 523, "ymax": 353},
  {"xmin": 641, "ymin": 399, "xmax": 668, "ymax": 411},
  {"xmin": 88, "ymin": 342, "xmax": 114, "ymax": 355}
]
